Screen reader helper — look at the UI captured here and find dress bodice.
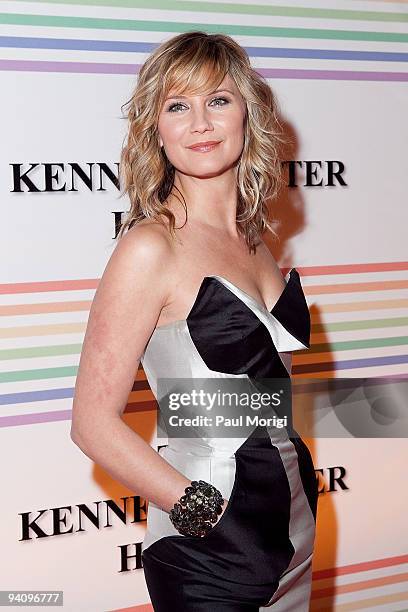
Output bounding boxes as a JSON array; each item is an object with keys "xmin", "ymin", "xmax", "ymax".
[
  {"xmin": 141, "ymin": 267, "xmax": 310, "ymax": 390},
  {"xmin": 140, "ymin": 268, "xmax": 311, "ymax": 455}
]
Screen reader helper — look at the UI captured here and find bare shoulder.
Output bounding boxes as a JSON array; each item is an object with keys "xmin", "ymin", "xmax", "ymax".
[
  {"xmin": 87, "ymin": 218, "xmax": 178, "ymax": 356},
  {"xmin": 104, "ymin": 219, "xmax": 176, "ymax": 310},
  {"xmin": 118, "ymin": 218, "xmax": 174, "ymax": 262}
]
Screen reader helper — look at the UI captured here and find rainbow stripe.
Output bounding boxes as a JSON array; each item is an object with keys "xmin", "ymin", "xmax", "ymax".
[
  {"xmin": 1, "ymin": 0, "xmax": 407, "ymax": 80},
  {"xmin": 107, "ymin": 554, "xmax": 408, "ymax": 611},
  {"xmin": 1, "ymin": 262, "xmax": 407, "ymax": 428}
]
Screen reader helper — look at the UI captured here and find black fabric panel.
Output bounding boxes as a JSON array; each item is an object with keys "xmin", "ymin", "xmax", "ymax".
[
  {"xmin": 289, "ymin": 433, "xmax": 319, "ymax": 522},
  {"xmin": 186, "ymin": 278, "xmax": 295, "ymax": 429},
  {"xmin": 271, "ymin": 269, "xmax": 311, "ymax": 349},
  {"xmin": 142, "ymin": 426, "xmax": 294, "ymax": 610},
  {"xmin": 186, "ymin": 278, "xmax": 291, "ymax": 379}
]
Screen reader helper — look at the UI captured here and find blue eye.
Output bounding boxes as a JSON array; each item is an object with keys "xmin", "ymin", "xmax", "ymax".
[
  {"xmin": 211, "ymin": 96, "xmax": 230, "ymax": 107},
  {"xmin": 166, "ymin": 96, "xmax": 230, "ymax": 113},
  {"xmin": 167, "ymin": 102, "xmax": 185, "ymax": 113}
]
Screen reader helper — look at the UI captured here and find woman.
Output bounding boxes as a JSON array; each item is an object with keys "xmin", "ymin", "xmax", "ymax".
[{"xmin": 71, "ymin": 31, "xmax": 318, "ymax": 611}]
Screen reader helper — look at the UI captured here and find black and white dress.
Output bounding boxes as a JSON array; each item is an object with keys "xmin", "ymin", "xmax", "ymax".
[{"xmin": 140, "ymin": 268, "xmax": 318, "ymax": 611}]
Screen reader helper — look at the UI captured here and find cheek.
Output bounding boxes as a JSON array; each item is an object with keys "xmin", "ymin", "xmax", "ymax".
[
  {"xmin": 221, "ymin": 111, "xmax": 245, "ymax": 137},
  {"xmin": 158, "ymin": 117, "xmax": 183, "ymax": 147},
  {"xmin": 224, "ymin": 117, "xmax": 245, "ymax": 148}
]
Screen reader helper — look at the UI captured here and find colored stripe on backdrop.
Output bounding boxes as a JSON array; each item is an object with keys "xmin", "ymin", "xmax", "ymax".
[
  {"xmin": 1, "ymin": 37, "xmax": 408, "ymax": 63},
  {"xmin": 310, "ymin": 554, "xmax": 408, "ymax": 611},
  {"xmin": 1, "ymin": 58, "xmax": 407, "ymax": 81},
  {"xmin": 0, "ymin": 262, "xmax": 407, "ymax": 427},
  {"xmin": 1, "ymin": 13, "xmax": 408, "ymax": 41},
  {"xmin": 9, "ymin": 0, "xmax": 408, "ymax": 24},
  {"xmin": 107, "ymin": 554, "xmax": 408, "ymax": 611},
  {"xmin": 0, "ymin": 1, "xmax": 408, "ymax": 81}
]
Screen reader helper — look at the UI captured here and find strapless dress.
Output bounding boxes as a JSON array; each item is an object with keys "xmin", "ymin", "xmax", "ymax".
[{"xmin": 140, "ymin": 268, "xmax": 318, "ymax": 611}]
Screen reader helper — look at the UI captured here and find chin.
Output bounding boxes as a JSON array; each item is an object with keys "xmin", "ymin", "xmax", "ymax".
[{"xmin": 185, "ymin": 167, "xmax": 230, "ymax": 179}]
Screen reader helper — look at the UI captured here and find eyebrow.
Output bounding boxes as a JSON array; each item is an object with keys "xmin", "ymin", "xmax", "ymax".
[{"xmin": 164, "ymin": 88, "xmax": 235, "ymax": 101}]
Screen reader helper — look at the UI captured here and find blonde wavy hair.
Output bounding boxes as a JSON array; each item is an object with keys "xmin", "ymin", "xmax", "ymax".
[{"xmin": 118, "ymin": 31, "xmax": 288, "ymax": 254}]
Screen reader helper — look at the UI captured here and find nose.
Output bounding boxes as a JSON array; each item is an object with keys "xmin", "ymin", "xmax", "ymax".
[{"xmin": 189, "ymin": 104, "xmax": 213, "ymax": 133}]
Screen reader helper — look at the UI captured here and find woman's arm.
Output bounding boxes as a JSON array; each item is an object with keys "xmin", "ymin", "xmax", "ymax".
[{"xmin": 70, "ymin": 223, "xmax": 192, "ymax": 513}]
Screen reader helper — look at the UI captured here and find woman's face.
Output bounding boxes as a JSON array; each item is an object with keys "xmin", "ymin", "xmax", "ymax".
[{"xmin": 157, "ymin": 74, "xmax": 247, "ymax": 178}]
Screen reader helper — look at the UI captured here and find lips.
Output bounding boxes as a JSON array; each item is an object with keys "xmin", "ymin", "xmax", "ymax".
[{"xmin": 187, "ymin": 141, "xmax": 221, "ymax": 152}]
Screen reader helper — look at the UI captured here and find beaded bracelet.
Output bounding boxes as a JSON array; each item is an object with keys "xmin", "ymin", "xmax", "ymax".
[{"xmin": 169, "ymin": 479, "xmax": 225, "ymax": 537}]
